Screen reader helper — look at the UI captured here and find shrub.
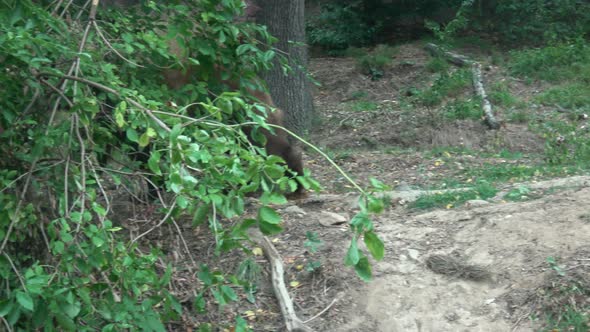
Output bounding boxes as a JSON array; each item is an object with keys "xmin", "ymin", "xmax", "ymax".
[
  {"xmin": 493, "ymin": 0, "xmax": 590, "ymax": 44},
  {"xmin": 306, "ymin": 2, "xmax": 376, "ymax": 52},
  {"xmin": 509, "ymin": 40, "xmax": 590, "ymax": 81},
  {"xmin": 355, "ymin": 44, "xmax": 397, "ymax": 80}
]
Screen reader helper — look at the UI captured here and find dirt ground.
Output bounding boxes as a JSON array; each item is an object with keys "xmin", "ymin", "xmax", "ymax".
[
  {"xmin": 130, "ymin": 42, "xmax": 589, "ymax": 331},
  {"xmin": 285, "ymin": 42, "xmax": 589, "ymax": 332},
  {"xmin": 277, "ymin": 180, "xmax": 590, "ymax": 332}
]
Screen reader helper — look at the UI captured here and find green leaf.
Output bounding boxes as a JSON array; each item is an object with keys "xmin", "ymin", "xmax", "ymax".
[
  {"xmin": 235, "ymin": 316, "xmax": 248, "ymax": 332},
  {"xmin": 260, "ymin": 192, "xmax": 287, "ymax": 205},
  {"xmin": 197, "ymin": 266, "xmax": 213, "ymax": 285},
  {"xmin": 220, "ymin": 285, "xmax": 238, "ymax": 302},
  {"xmin": 368, "ymin": 196, "xmax": 384, "ymax": 214},
  {"xmin": 211, "ymin": 288, "xmax": 226, "ymax": 307},
  {"xmin": 62, "ymin": 302, "xmax": 81, "ymax": 319},
  {"xmin": 138, "ymin": 132, "xmax": 151, "ymax": 147},
  {"xmin": 176, "ymin": 195, "xmax": 189, "ymax": 209},
  {"xmin": 126, "ymin": 127, "xmax": 139, "ymax": 143},
  {"xmin": 92, "ymin": 203, "xmax": 107, "ymax": 217},
  {"xmin": 31, "ymin": 299, "xmax": 48, "ymax": 328},
  {"xmin": 0, "ymin": 299, "xmax": 13, "ymax": 317},
  {"xmin": 148, "ymin": 151, "xmax": 162, "ymax": 175},
  {"xmin": 92, "ymin": 236, "xmax": 105, "ymax": 247},
  {"xmin": 53, "ymin": 241, "xmax": 65, "ymax": 254},
  {"xmin": 344, "ymin": 238, "xmax": 360, "ymax": 266},
  {"xmin": 16, "ymin": 291, "xmax": 34, "ymax": 311},
  {"xmin": 193, "ymin": 204, "xmax": 210, "ymax": 227},
  {"xmin": 115, "ymin": 102, "xmax": 127, "ymax": 127},
  {"xmin": 258, "ymin": 206, "xmax": 281, "ymax": 224},
  {"xmin": 258, "ymin": 220, "xmax": 283, "ymax": 235},
  {"xmin": 349, "ymin": 212, "xmax": 371, "ymax": 230},
  {"xmin": 364, "ymin": 231, "xmax": 385, "ymax": 261},
  {"xmin": 146, "ymin": 127, "xmax": 157, "ymax": 138},
  {"xmin": 55, "ymin": 312, "xmax": 76, "ymax": 331},
  {"xmin": 194, "ymin": 294, "xmax": 206, "ymax": 314},
  {"xmin": 369, "ymin": 178, "xmax": 388, "ymax": 191},
  {"xmin": 354, "ymin": 256, "xmax": 372, "ymax": 282},
  {"xmin": 170, "ymin": 124, "xmax": 182, "ymax": 143}
]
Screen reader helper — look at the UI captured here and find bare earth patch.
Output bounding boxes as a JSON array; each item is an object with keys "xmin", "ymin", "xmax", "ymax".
[{"xmin": 306, "ymin": 185, "xmax": 590, "ymax": 331}]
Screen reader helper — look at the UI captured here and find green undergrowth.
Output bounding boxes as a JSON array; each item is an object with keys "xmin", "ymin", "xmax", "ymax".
[
  {"xmin": 345, "ymin": 100, "xmax": 379, "ymax": 112},
  {"xmin": 347, "ymin": 44, "xmax": 397, "ymax": 80},
  {"xmin": 509, "ymin": 39, "xmax": 590, "ymax": 112},
  {"xmin": 412, "ymin": 143, "xmax": 590, "ymax": 209},
  {"xmin": 408, "ymin": 68, "xmax": 471, "ymax": 107},
  {"xmin": 536, "ymin": 257, "xmax": 590, "ymax": 332},
  {"xmin": 409, "ymin": 181, "xmax": 497, "ymax": 210}
]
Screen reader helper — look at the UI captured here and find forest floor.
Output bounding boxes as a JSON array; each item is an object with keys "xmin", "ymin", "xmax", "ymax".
[
  {"xmin": 288, "ymin": 41, "xmax": 589, "ymax": 331},
  {"xmin": 137, "ymin": 41, "xmax": 590, "ymax": 331}
]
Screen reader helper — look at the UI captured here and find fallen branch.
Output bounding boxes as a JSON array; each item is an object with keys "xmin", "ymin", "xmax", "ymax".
[
  {"xmin": 424, "ymin": 43, "xmax": 473, "ymax": 67},
  {"xmin": 250, "ymin": 229, "xmax": 314, "ymax": 332},
  {"xmin": 471, "ymin": 62, "xmax": 501, "ymax": 129},
  {"xmin": 424, "ymin": 43, "xmax": 501, "ymax": 129}
]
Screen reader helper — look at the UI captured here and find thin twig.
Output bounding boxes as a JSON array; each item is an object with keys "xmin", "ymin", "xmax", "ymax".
[
  {"xmin": 18, "ymin": 88, "xmax": 40, "ymax": 120},
  {"xmin": 58, "ymin": 0, "xmax": 75, "ymax": 19},
  {"xmin": 74, "ymin": 115, "xmax": 87, "ymax": 233},
  {"xmin": 303, "ymin": 297, "xmax": 338, "ymax": 324},
  {"xmin": 0, "ymin": 316, "xmax": 12, "ymax": 332},
  {"xmin": 93, "ymin": 21, "xmax": 144, "ymax": 68},
  {"xmin": 75, "ymin": 0, "xmax": 92, "ymax": 21},
  {"xmin": 131, "ymin": 200, "xmax": 177, "ymax": 245},
  {"xmin": 3, "ymin": 253, "xmax": 27, "ymax": 291},
  {"xmin": 170, "ymin": 218, "xmax": 197, "ymax": 271},
  {"xmin": 0, "ymin": 161, "xmax": 64, "ymax": 194},
  {"xmin": 0, "ymin": 161, "xmax": 38, "ymax": 255},
  {"xmin": 39, "ymin": 78, "xmax": 74, "ymax": 107},
  {"xmin": 88, "ymin": 159, "xmax": 111, "ymax": 221},
  {"xmin": 64, "ymin": 120, "xmax": 75, "ymax": 218},
  {"xmin": 40, "ymin": 73, "xmax": 171, "ymax": 132},
  {"xmin": 50, "ymin": 0, "xmax": 65, "ymax": 16}
]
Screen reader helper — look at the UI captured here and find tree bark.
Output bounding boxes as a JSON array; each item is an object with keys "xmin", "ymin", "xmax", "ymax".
[{"xmin": 255, "ymin": 0, "xmax": 314, "ymax": 137}]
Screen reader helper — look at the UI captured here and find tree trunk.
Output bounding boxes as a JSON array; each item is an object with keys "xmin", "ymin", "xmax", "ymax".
[{"xmin": 255, "ymin": 0, "xmax": 314, "ymax": 137}]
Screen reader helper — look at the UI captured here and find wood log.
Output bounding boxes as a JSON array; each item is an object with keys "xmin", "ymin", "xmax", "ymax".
[
  {"xmin": 424, "ymin": 43, "xmax": 473, "ymax": 67},
  {"xmin": 471, "ymin": 63, "xmax": 501, "ymax": 129},
  {"xmin": 424, "ymin": 43, "xmax": 500, "ymax": 129}
]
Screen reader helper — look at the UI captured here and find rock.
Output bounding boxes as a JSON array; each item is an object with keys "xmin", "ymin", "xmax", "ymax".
[
  {"xmin": 318, "ymin": 211, "xmax": 348, "ymax": 226},
  {"xmin": 282, "ymin": 205, "xmax": 307, "ymax": 217},
  {"xmin": 407, "ymin": 249, "xmax": 420, "ymax": 260},
  {"xmin": 465, "ymin": 200, "xmax": 490, "ymax": 208}
]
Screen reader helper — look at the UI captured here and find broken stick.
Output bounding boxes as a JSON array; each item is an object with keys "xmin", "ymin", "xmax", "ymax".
[
  {"xmin": 250, "ymin": 229, "xmax": 314, "ymax": 332},
  {"xmin": 424, "ymin": 43, "xmax": 501, "ymax": 129}
]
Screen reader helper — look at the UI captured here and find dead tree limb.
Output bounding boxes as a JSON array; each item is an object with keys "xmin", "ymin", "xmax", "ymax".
[
  {"xmin": 471, "ymin": 62, "xmax": 501, "ymax": 129},
  {"xmin": 424, "ymin": 43, "xmax": 473, "ymax": 67},
  {"xmin": 250, "ymin": 229, "xmax": 314, "ymax": 332},
  {"xmin": 424, "ymin": 43, "xmax": 501, "ymax": 129}
]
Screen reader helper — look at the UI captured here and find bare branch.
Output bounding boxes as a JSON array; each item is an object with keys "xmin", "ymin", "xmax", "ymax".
[{"xmin": 93, "ymin": 20, "xmax": 145, "ymax": 68}]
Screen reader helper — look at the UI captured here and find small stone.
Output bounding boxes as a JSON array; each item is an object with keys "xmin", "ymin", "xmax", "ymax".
[
  {"xmin": 318, "ymin": 211, "xmax": 348, "ymax": 226},
  {"xmin": 407, "ymin": 249, "xmax": 420, "ymax": 260},
  {"xmin": 465, "ymin": 200, "xmax": 490, "ymax": 208},
  {"xmin": 283, "ymin": 205, "xmax": 306, "ymax": 216}
]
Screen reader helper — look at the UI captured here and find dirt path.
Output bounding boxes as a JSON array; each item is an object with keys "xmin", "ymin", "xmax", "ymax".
[{"xmin": 294, "ymin": 183, "xmax": 590, "ymax": 332}]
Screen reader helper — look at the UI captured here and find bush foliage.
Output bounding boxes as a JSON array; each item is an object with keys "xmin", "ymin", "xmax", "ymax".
[{"xmin": 0, "ymin": 1, "xmax": 385, "ymax": 330}]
